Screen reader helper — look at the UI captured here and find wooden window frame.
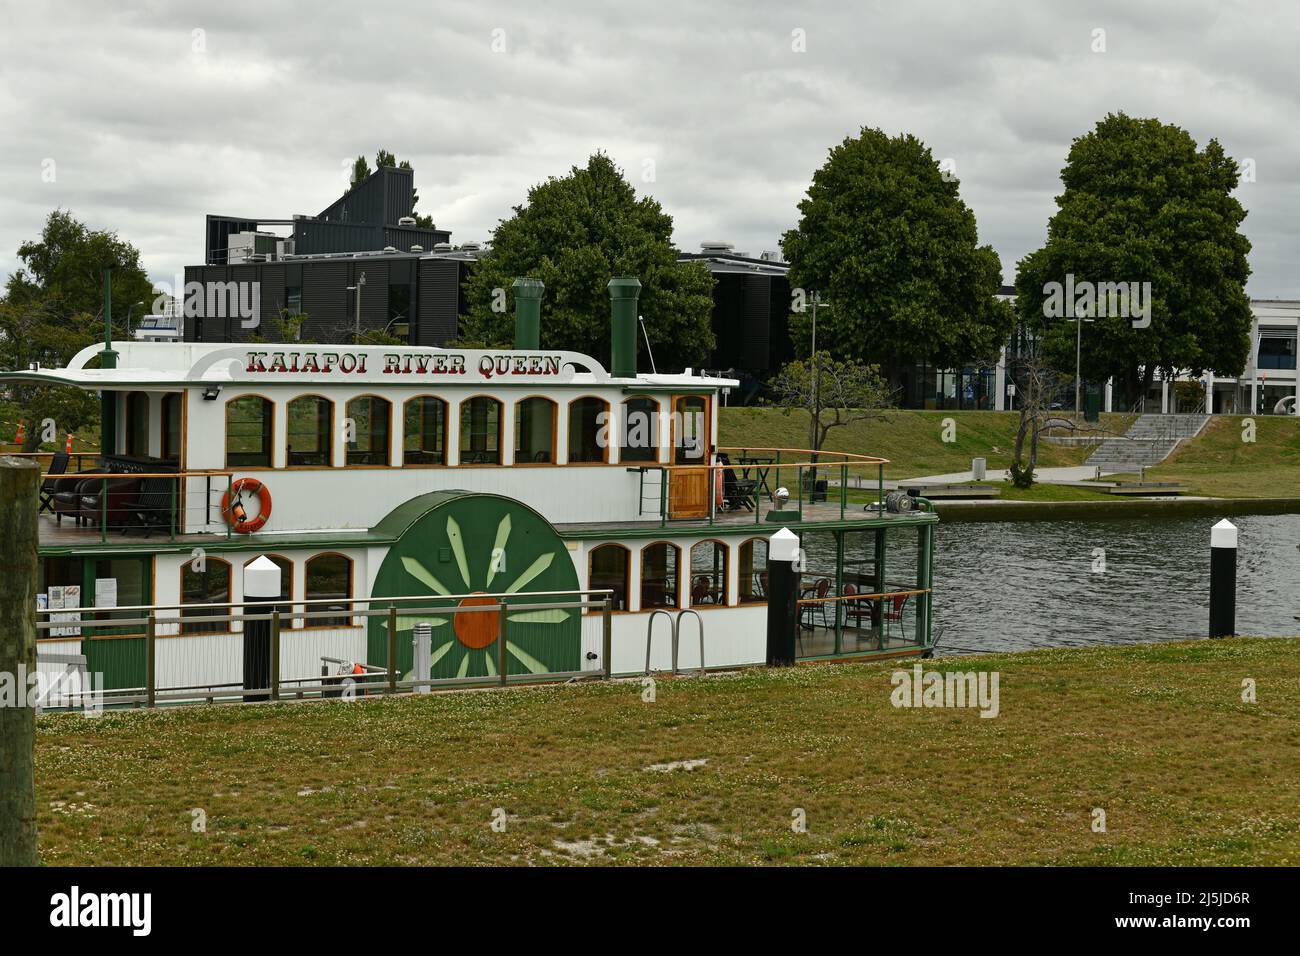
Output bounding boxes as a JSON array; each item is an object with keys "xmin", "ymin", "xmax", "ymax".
[
  {"xmin": 402, "ymin": 395, "xmax": 449, "ymax": 467},
  {"xmin": 458, "ymin": 395, "xmax": 504, "ymax": 466},
  {"xmin": 567, "ymin": 395, "xmax": 611, "ymax": 465},
  {"xmin": 286, "ymin": 394, "xmax": 335, "ymax": 469},
  {"xmin": 344, "ymin": 394, "xmax": 393, "ymax": 468},
  {"xmin": 688, "ymin": 538, "xmax": 730, "ymax": 608}
]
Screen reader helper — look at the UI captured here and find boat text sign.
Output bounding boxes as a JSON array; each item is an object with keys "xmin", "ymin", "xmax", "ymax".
[{"xmin": 227, "ymin": 348, "xmax": 601, "ymax": 382}]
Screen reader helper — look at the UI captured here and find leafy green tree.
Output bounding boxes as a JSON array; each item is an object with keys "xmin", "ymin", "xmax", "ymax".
[
  {"xmin": 769, "ymin": 350, "xmax": 893, "ymax": 454},
  {"xmin": 782, "ymin": 128, "xmax": 1010, "ymax": 371},
  {"xmin": 1014, "ymin": 113, "xmax": 1252, "ymax": 408},
  {"xmin": 458, "ymin": 153, "xmax": 716, "ymax": 370},
  {"xmin": 2, "ymin": 210, "xmax": 155, "ymax": 450},
  {"xmin": 351, "ymin": 154, "xmax": 372, "ymax": 185}
]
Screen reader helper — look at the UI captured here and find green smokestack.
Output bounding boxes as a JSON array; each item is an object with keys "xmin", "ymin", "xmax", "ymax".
[
  {"xmin": 607, "ymin": 276, "xmax": 641, "ymax": 377},
  {"xmin": 512, "ymin": 277, "xmax": 544, "ymax": 350}
]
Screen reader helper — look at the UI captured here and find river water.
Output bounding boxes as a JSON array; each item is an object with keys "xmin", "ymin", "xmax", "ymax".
[{"xmin": 806, "ymin": 513, "xmax": 1300, "ymax": 655}]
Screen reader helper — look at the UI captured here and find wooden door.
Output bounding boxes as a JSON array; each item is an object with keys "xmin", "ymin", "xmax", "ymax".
[{"xmin": 669, "ymin": 467, "xmax": 709, "ymax": 519}]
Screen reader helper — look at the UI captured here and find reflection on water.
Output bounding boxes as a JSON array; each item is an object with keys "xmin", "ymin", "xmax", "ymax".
[{"xmin": 806, "ymin": 513, "xmax": 1300, "ymax": 655}]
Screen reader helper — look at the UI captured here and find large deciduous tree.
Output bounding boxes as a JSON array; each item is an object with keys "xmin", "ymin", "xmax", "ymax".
[
  {"xmin": 1, "ymin": 210, "xmax": 155, "ymax": 449},
  {"xmin": 1014, "ymin": 113, "xmax": 1252, "ymax": 408},
  {"xmin": 458, "ymin": 153, "xmax": 716, "ymax": 371},
  {"xmin": 781, "ymin": 128, "xmax": 1011, "ymax": 372}
]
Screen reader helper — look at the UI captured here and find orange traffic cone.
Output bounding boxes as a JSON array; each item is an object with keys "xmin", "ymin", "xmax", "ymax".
[
  {"xmin": 15, "ymin": 422, "xmax": 25, "ymax": 446},
  {"xmin": 65, "ymin": 433, "xmax": 74, "ymax": 453}
]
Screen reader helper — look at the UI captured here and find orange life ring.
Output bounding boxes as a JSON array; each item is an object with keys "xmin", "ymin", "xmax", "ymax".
[
  {"xmin": 221, "ymin": 477, "xmax": 272, "ymax": 534},
  {"xmin": 714, "ymin": 467, "xmax": 724, "ymax": 509}
]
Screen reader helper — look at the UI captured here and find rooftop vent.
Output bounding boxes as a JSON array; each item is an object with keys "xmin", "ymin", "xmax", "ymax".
[
  {"xmin": 433, "ymin": 242, "xmax": 453, "ymax": 252},
  {"xmin": 382, "ymin": 246, "xmax": 398, "ymax": 254},
  {"xmin": 410, "ymin": 245, "xmax": 424, "ymax": 253},
  {"xmin": 397, "ymin": 215, "xmax": 416, "ymax": 226},
  {"xmin": 760, "ymin": 250, "xmax": 783, "ymax": 262},
  {"xmin": 700, "ymin": 241, "xmax": 734, "ymax": 253},
  {"xmin": 460, "ymin": 241, "xmax": 482, "ymax": 252}
]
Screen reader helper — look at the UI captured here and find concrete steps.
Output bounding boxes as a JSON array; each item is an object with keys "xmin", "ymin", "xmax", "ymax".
[{"xmin": 1085, "ymin": 413, "xmax": 1209, "ymax": 470}]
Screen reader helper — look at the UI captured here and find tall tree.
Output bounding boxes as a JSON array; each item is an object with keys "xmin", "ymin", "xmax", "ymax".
[
  {"xmin": 782, "ymin": 128, "xmax": 1010, "ymax": 372},
  {"xmin": 351, "ymin": 154, "xmax": 372, "ymax": 185},
  {"xmin": 2, "ymin": 210, "xmax": 155, "ymax": 449},
  {"xmin": 1014, "ymin": 113, "xmax": 1252, "ymax": 407},
  {"xmin": 458, "ymin": 153, "xmax": 716, "ymax": 371}
]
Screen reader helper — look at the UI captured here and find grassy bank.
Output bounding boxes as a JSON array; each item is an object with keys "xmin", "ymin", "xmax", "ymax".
[
  {"xmin": 1143, "ymin": 415, "xmax": 1300, "ymax": 497},
  {"xmin": 718, "ymin": 407, "xmax": 1134, "ymax": 480},
  {"xmin": 35, "ymin": 637, "xmax": 1300, "ymax": 866}
]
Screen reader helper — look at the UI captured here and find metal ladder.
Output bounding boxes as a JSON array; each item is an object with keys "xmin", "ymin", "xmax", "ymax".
[{"xmin": 644, "ymin": 609, "xmax": 705, "ymax": 675}]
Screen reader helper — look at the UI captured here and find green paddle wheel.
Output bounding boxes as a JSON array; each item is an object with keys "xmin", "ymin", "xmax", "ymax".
[{"xmin": 368, "ymin": 491, "xmax": 581, "ymax": 679}]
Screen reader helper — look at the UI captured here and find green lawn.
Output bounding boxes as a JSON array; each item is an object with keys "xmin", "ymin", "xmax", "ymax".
[
  {"xmin": 1146, "ymin": 415, "xmax": 1300, "ymax": 498},
  {"xmin": 34, "ymin": 637, "xmax": 1300, "ymax": 866},
  {"xmin": 718, "ymin": 407, "xmax": 1134, "ymax": 480}
]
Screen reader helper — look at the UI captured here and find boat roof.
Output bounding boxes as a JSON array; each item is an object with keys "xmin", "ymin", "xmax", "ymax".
[{"xmin": 0, "ymin": 341, "xmax": 739, "ymax": 392}]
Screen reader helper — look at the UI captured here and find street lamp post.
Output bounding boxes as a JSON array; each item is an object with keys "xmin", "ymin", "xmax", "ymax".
[
  {"xmin": 1074, "ymin": 313, "xmax": 1095, "ymax": 418},
  {"xmin": 346, "ymin": 272, "xmax": 367, "ymax": 342}
]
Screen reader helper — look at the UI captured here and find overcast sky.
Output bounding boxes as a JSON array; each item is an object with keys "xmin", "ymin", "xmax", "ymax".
[{"xmin": 2, "ymin": 0, "xmax": 1297, "ymax": 298}]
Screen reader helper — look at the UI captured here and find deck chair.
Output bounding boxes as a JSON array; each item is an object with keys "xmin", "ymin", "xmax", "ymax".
[
  {"xmin": 717, "ymin": 453, "xmax": 756, "ymax": 511},
  {"xmin": 126, "ymin": 477, "xmax": 177, "ymax": 537},
  {"xmin": 883, "ymin": 594, "xmax": 909, "ymax": 643},
  {"xmin": 38, "ymin": 451, "xmax": 70, "ymax": 514}
]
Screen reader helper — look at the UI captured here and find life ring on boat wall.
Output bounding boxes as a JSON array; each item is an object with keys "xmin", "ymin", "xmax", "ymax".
[
  {"xmin": 221, "ymin": 477, "xmax": 272, "ymax": 534},
  {"xmin": 714, "ymin": 466, "xmax": 725, "ymax": 509}
]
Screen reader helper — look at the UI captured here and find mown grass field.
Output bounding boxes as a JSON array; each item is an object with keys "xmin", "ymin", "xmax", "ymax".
[
  {"xmin": 717, "ymin": 407, "xmax": 1134, "ymax": 480},
  {"xmin": 1146, "ymin": 415, "xmax": 1300, "ymax": 498},
  {"xmin": 34, "ymin": 637, "xmax": 1300, "ymax": 866}
]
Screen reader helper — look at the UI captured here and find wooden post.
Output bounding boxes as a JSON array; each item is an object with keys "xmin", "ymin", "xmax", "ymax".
[{"xmin": 0, "ymin": 456, "xmax": 40, "ymax": 865}]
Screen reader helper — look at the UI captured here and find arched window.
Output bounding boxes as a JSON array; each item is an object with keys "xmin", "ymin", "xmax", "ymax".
[
  {"xmin": 673, "ymin": 395, "xmax": 709, "ymax": 465},
  {"xmin": 287, "ymin": 395, "xmax": 333, "ymax": 467},
  {"xmin": 568, "ymin": 396, "xmax": 610, "ymax": 464},
  {"xmin": 588, "ymin": 544, "xmax": 629, "ymax": 611},
  {"xmin": 225, "ymin": 395, "xmax": 273, "ymax": 468},
  {"xmin": 345, "ymin": 395, "xmax": 391, "ymax": 466},
  {"xmin": 305, "ymin": 553, "xmax": 353, "ymax": 627},
  {"xmin": 180, "ymin": 558, "xmax": 231, "ymax": 635},
  {"xmin": 459, "ymin": 396, "xmax": 502, "ymax": 465},
  {"xmin": 243, "ymin": 554, "xmax": 295, "ymax": 627},
  {"xmin": 738, "ymin": 538, "xmax": 769, "ymax": 604},
  {"xmin": 620, "ymin": 396, "xmax": 659, "ymax": 463},
  {"xmin": 404, "ymin": 396, "xmax": 447, "ymax": 465},
  {"xmin": 125, "ymin": 391, "xmax": 150, "ymax": 457},
  {"xmin": 161, "ymin": 393, "xmax": 182, "ymax": 462},
  {"xmin": 515, "ymin": 397, "xmax": 556, "ymax": 463},
  {"xmin": 640, "ymin": 542, "xmax": 680, "ymax": 610},
  {"xmin": 689, "ymin": 540, "xmax": 728, "ymax": 607}
]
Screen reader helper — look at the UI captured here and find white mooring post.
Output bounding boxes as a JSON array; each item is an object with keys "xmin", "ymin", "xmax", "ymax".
[
  {"xmin": 1209, "ymin": 519, "xmax": 1237, "ymax": 638},
  {"xmin": 766, "ymin": 528, "xmax": 801, "ymax": 666},
  {"xmin": 243, "ymin": 556, "xmax": 282, "ymax": 701},
  {"xmin": 412, "ymin": 622, "xmax": 432, "ymax": 694}
]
